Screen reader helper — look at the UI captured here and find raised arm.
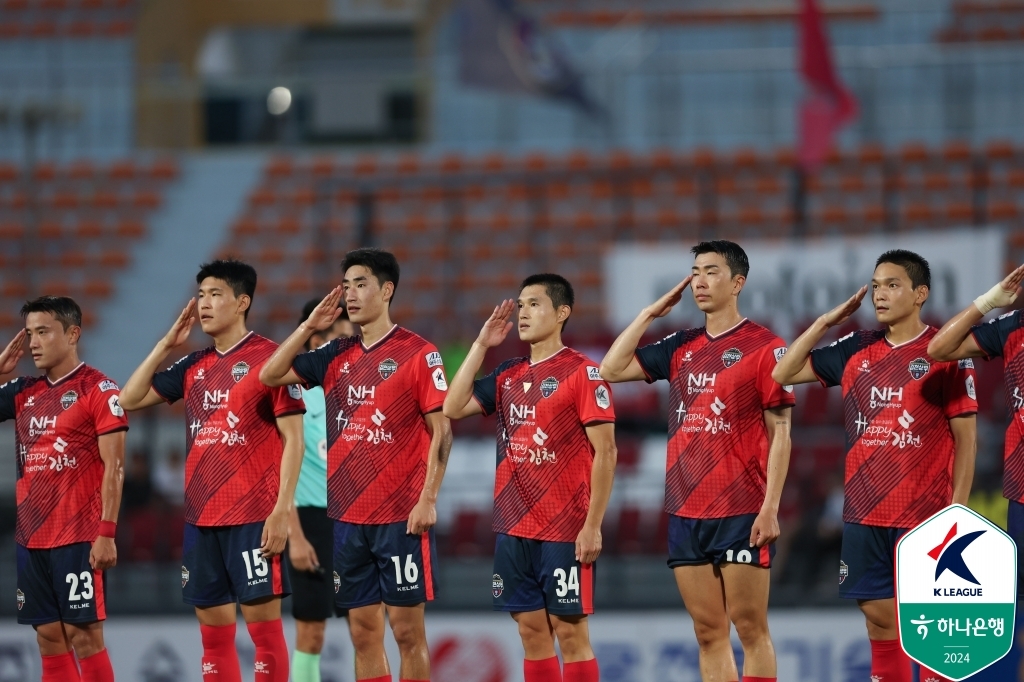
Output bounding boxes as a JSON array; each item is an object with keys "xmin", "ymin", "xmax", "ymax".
[
  {"xmin": 0, "ymin": 330, "xmax": 26, "ymax": 380},
  {"xmin": 749, "ymin": 406, "xmax": 792, "ymax": 548},
  {"xmin": 90, "ymin": 430, "xmax": 126, "ymax": 570},
  {"xmin": 600, "ymin": 277, "xmax": 691, "ymax": 383},
  {"xmin": 443, "ymin": 300, "xmax": 515, "ymax": 420},
  {"xmin": 260, "ymin": 287, "xmax": 343, "ymax": 388},
  {"xmin": 407, "ymin": 410, "xmax": 453, "ymax": 535},
  {"xmin": 120, "ymin": 299, "xmax": 196, "ymax": 411},
  {"xmin": 928, "ymin": 264, "xmax": 1024, "ymax": 362},
  {"xmin": 949, "ymin": 415, "xmax": 977, "ymax": 506},
  {"xmin": 576, "ymin": 422, "xmax": 617, "ymax": 564},
  {"xmin": 773, "ymin": 286, "xmax": 867, "ymax": 386},
  {"xmin": 261, "ymin": 413, "xmax": 304, "ymax": 558}
]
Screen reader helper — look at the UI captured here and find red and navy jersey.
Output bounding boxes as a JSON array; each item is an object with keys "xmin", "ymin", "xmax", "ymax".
[
  {"xmin": 810, "ymin": 326, "xmax": 977, "ymax": 527},
  {"xmin": 291, "ymin": 325, "xmax": 447, "ymax": 525},
  {"xmin": 472, "ymin": 347, "xmax": 615, "ymax": 542},
  {"xmin": 152, "ymin": 332, "xmax": 305, "ymax": 527},
  {"xmin": 0, "ymin": 364, "xmax": 129, "ymax": 549},
  {"xmin": 635, "ymin": 320, "xmax": 795, "ymax": 519},
  {"xmin": 971, "ymin": 310, "xmax": 1024, "ymax": 502}
]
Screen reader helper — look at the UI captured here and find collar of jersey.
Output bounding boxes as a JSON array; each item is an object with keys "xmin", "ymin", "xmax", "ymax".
[
  {"xmin": 360, "ymin": 324, "xmax": 398, "ymax": 352},
  {"xmin": 529, "ymin": 345, "xmax": 568, "ymax": 367},
  {"xmin": 704, "ymin": 317, "xmax": 748, "ymax": 341},
  {"xmin": 215, "ymin": 330, "xmax": 254, "ymax": 357},
  {"xmin": 45, "ymin": 361, "xmax": 85, "ymax": 387},
  {"xmin": 883, "ymin": 325, "xmax": 930, "ymax": 349}
]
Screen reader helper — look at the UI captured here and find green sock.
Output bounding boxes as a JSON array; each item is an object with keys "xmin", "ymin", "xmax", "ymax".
[{"xmin": 292, "ymin": 650, "xmax": 321, "ymax": 682}]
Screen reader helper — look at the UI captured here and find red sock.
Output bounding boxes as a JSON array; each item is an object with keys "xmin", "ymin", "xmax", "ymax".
[
  {"xmin": 247, "ymin": 619, "xmax": 289, "ymax": 682},
  {"xmin": 563, "ymin": 658, "xmax": 599, "ymax": 681},
  {"xmin": 42, "ymin": 651, "xmax": 81, "ymax": 682},
  {"xmin": 200, "ymin": 622, "xmax": 242, "ymax": 682},
  {"xmin": 919, "ymin": 669, "xmax": 953, "ymax": 682},
  {"xmin": 359, "ymin": 677, "xmax": 392, "ymax": 682},
  {"xmin": 524, "ymin": 656, "xmax": 562, "ymax": 682},
  {"xmin": 869, "ymin": 639, "xmax": 912, "ymax": 682},
  {"xmin": 742, "ymin": 677, "xmax": 777, "ymax": 682},
  {"xmin": 79, "ymin": 648, "xmax": 115, "ymax": 682}
]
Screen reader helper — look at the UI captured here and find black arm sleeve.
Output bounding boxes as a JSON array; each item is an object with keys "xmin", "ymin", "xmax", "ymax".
[
  {"xmin": 809, "ymin": 332, "xmax": 865, "ymax": 388},
  {"xmin": 151, "ymin": 354, "xmax": 194, "ymax": 404},
  {"xmin": 635, "ymin": 331, "xmax": 685, "ymax": 383},
  {"xmin": 291, "ymin": 341, "xmax": 335, "ymax": 388},
  {"xmin": 472, "ymin": 369, "xmax": 499, "ymax": 416},
  {"xmin": 0, "ymin": 377, "xmax": 23, "ymax": 422},
  {"xmin": 970, "ymin": 311, "xmax": 1018, "ymax": 360}
]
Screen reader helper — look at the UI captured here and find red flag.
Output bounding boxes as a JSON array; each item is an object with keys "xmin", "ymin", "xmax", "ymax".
[{"xmin": 798, "ymin": 0, "xmax": 857, "ymax": 170}]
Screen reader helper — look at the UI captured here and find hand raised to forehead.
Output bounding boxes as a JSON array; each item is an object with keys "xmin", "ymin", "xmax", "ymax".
[{"xmin": 476, "ymin": 299, "xmax": 515, "ymax": 348}]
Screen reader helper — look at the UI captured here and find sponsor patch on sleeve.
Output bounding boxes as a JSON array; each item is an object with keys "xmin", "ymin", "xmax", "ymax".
[
  {"xmin": 107, "ymin": 394, "xmax": 124, "ymax": 417},
  {"xmin": 287, "ymin": 385, "xmax": 302, "ymax": 400},
  {"xmin": 595, "ymin": 385, "xmax": 610, "ymax": 409},
  {"xmin": 966, "ymin": 375, "xmax": 977, "ymax": 400},
  {"xmin": 432, "ymin": 367, "xmax": 448, "ymax": 391},
  {"xmin": 773, "ymin": 347, "xmax": 787, "ymax": 363},
  {"xmin": 426, "ymin": 351, "xmax": 444, "ymax": 368},
  {"xmin": 99, "ymin": 380, "xmax": 119, "ymax": 392},
  {"xmin": 587, "ymin": 366, "xmax": 602, "ymax": 381},
  {"xmin": 958, "ymin": 358, "xmax": 975, "ymax": 370}
]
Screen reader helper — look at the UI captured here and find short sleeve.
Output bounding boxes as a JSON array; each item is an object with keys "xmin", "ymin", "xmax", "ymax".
[
  {"xmin": 270, "ymin": 383, "xmax": 306, "ymax": 418},
  {"xmin": 292, "ymin": 342, "xmax": 334, "ymax": 388},
  {"xmin": 472, "ymin": 370, "xmax": 498, "ymax": 416},
  {"xmin": 416, "ymin": 345, "xmax": 447, "ymax": 414},
  {"xmin": 809, "ymin": 332, "xmax": 862, "ymax": 388},
  {"xmin": 151, "ymin": 355, "xmax": 191, "ymax": 403},
  {"xmin": 759, "ymin": 344, "xmax": 797, "ymax": 409},
  {"xmin": 635, "ymin": 331, "xmax": 684, "ymax": 383},
  {"xmin": 88, "ymin": 381, "xmax": 129, "ymax": 435},
  {"xmin": 943, "ymin": 358, "xmax": 979, "ymax": 419},
  {"xmin": 575, "ymin": 364, "xmax": 615, "ymax": 425},
  {"xmin": 970, "ymin": 311, "xmax": 1019, "ymax": 360},
  {"xmin": 0, "ymin": 377, "xmax": 24, "ymax": 422}
]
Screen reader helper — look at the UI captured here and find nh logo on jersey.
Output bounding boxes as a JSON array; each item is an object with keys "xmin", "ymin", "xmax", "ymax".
[
  {"xmin": 870, "ymin": 386, "xmax": 903, "ymax": 408},
  {"xmin": 203, "ymin": 390, "xmax": 229, "ymax": 410},
  {"xmin": 348, "ymin": 386, "xmax": 375, "ymax": 404},
  {"xmin": 29, "ymin": 416, "xmax": 56, "ymax": 435},
  {"xmin": 909, "ymin": 357, "xmax": 931, "ymax": 380},
  {"xmin": 379, "ymin": 358, "xmax": 398, "ymax": 380},
  {"xmin": 231, "ymin": 361, "xmax": 250, "ymax": 382},
  {"xmin": 721, "ymin": 348, "xmax": 743, "ymax": 368},
  {"xmin": 60, "ymin": 391, "xmax": 78, "ymax": 410},
  {"xmin": 687, "ymin": 373, "xmax": 716, "ymax": 395},
  {"xmin": 509, "ymin": 404, "xmax": 536, "ymax": 423},
  {"xmin": 540, "ymin": 377, "xmax": 558, "ymax": 398},
  {"xmin": 896, "ymin": 504, "xmax": 1016, "ymax": 680}
]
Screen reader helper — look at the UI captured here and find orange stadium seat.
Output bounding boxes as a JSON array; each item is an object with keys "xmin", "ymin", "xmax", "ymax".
[
  {"xmin": 98, "ymin": 249, "xmax": 130, "ymax": 269},
  {"xmin": 266, "ymin": 156, "xmax": 294, "ymax": 178},
  {"xmin": 108, "ymin": 159, "xmax": 137, "ymax": 181},
  {"xmin": 114, "ymin": 218, "xmax": 145, "ymax": 238}
]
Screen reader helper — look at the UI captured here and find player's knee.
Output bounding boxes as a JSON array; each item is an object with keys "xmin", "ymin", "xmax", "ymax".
[
  {"xmin": 348, "ymin": 612, "xmax": 384, "ymax": 651},
  {"xmin": 729, "ymin": 609, "xmax": 769, "ymax": 646},
  {"xmin": 296, "ymin": 620, "xmax": 326, "ymax": 654},
  {"xmin": 34, "ymin": 622, "xmax": 69, "ymax": 653},
  {"xmin": 515, "ymin": 614, "xmax": 553, "ymax": 650},
  {"xmin": 67, "ymin": 623, "xmax": 104, "ymax": 659},
  {"xmin": 691, "ymin": 615, "xmax": 731, "ymax": 649},
  {"xmin": 389, "ymin": 617, "xmax": 425, "ymax": 653},
  {"xmin": 551, "ymin": 618, "xmax": 590, "ymax": 659}
]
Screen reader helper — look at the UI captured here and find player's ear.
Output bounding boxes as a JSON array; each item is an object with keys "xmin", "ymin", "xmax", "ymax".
[
  {"xmin": 731, "ymin": 274, "xmax": 746, "ymax": 295},
  {"xmin": 557, "ymin": 305, "xmax": 571, "ymax": 324},
  {"xmin": 381, "ymin": 281, "xmax": 395, "ymax": 304},
  {"xmin": 237, "ymin": 294, "xmax": 252, "ymax": 317},
  {"xmin": 66, "ymin": 325, "xmax": 81, "ymax": 346},
  {"xmin": 916, "ymin": 285, "xmax": 929, "ymax": 307}
]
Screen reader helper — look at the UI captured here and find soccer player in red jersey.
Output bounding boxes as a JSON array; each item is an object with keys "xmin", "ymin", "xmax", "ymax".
[
  {"xmin": 600, "ymin": 241, "xmax": 794, "ymax": 682},
  {"xmin": 443, "ymin": 274, "xmax": 616, "ymax": 682},
  {"xmin": 927, "ymin": 262, "xmax": 1024, "ymax": 669},
  {"xmin": 119, "ymin": 260, "xmax": 305, "ymax": 682},
  {"xmin": 773, "ymin": 250, "xmax": 977, "ymax": 682},
  {"xmin": 0, "ymin": 296, "xmax": 126, "ymax": 682},
  {"xmin": 260, "ymin": 248, "xmax": 452, "ymax": 682}
]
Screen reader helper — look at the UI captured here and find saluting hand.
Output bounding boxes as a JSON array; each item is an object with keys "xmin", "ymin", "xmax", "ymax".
[
  {"xmin": 0, "ymin": 329, "xmax": 26, "ymax": 376},
  {"xmin": 646, "ymin": 276, "xmax": 693, "ymax": 319},
  {"xmin": 161, "ymin": 299, "xmax": 196, "ymax": 351},
  {"xmin": 475, "ymin": 299, "xmax": 515, "ymax": 349},
  {"xmin": 820, "ymin": 285, "xmax": 868, "ymax": 329},
  {"xmin": 304, "ymin": 287, "xmax": 344, "ymax": 333}
]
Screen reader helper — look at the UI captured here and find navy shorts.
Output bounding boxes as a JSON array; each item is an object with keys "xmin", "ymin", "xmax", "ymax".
[
  {"xmin": 16, "ymin": 543, "xmax": 106, "ymax": 625},
  {"xmin": 491, "ymin": 534, "xmax": 595, "ymax": 616},
  {"xmin": 333, "ymin": 520, "xmax": 437, "ymax": 609},
  {"xmin": 181, "ymin": 522, "xmax": 290, "ymax": 607},
  {"xmin": 667, "ymin": 514, "xmax": 774, "ymax": 568},
  {"xmin": 1007, "ymin": 500, "xmax": 1024, "ymax": 599},
  {"xmin": 838, "ymin": 522, "xmax": 908, "ymax": 600}
]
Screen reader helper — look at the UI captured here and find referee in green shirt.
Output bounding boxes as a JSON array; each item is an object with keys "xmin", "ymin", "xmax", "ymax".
[{"xmin": 288, "ymin": 299, "xmax": 354, "ymax": 682}]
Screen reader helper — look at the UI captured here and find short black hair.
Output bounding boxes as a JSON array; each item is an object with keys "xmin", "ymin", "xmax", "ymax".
[
  {"xmin": 876, "ymin": 249, "xmax": 931, "ymax": 290},
  {"xmin": 691, "ymin": 240, "xmax": 750, "ymax": 278},
  {"xmin": 341, "ymin": 248, "xmax": 400, "ymax": 304},
  {"xmin": 21, "ymin": 296, "xmax": 82, "ymax": 331},
  {"xmin": 195, "ymin": 259, "xmax": 257, "ymax": 319},
  {"xmin": 299, "ymin": 297, "xmax": 348, "ymax": 327},
  {"xmin": 520, "ymin": 273, "xmax": 574, "ymax": 329}
]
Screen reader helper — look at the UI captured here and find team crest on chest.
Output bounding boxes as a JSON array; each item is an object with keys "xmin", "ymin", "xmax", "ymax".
[
  {"xmin": 908, "ymin": 357, "xmax": 930, "ymax": 380},
  {"xmin": 60, "ymin": 390, "xmax": 78, "ymax": 410},
  {"xmin": 231, "ymin": 361, "xmax": 250, "ymax": 383},
  {"xmin": 378, "ymin": 358, "xmax": 398, "ymax": 380},
  {"xmin": 540, "ymin": 377, "xmax": 558, "ymax": 398},
  {"xmin": 721, "ymin": 348, "xmax": 743, "ymax": 368}
]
